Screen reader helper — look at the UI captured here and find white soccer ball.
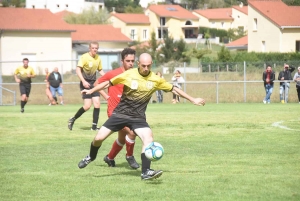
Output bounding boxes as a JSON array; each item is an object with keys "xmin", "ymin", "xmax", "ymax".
[{"xmin": 144, "ymin": 142, "xmax": 164, "ymax": 161}]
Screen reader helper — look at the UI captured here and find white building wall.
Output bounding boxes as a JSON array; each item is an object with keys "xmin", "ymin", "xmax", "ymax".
[
  {"xmin": 26, "ymin": 0, "xmax": 104, "ymax": 14},
  {"xmin": 1, "ymin": 31, "xmax": 73, "ymax": 75}
]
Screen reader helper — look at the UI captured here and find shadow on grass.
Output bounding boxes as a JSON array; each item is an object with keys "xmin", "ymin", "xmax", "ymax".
[{"xmin": 80, "ymin": 126, "xmax": 93, "ymax": 131}]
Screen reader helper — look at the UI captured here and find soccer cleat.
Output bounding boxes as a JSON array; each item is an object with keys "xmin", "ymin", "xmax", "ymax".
[
  {"xmin": 141, "ymin": 169, "xmax": 163, "ymax": 180},
  {"xmin": 68, "ymin": 117, "xmax": 75, "ymax": 130},
  {"xmin": 78, "ymin": 155, "xmax": 92, "ymax": 169},
  {"xmin": 126, "ymin": 156, "xmax": 140, "ymax": 169},
  {"xmin": 91, "ymin": 126, "xmax": 100, "ymax": 131},
  {"xmin": 281, "ymin": 100, "xmax": 285, "ymax": 104},
  {"xmin": 103, "ymin": 155, "xmax": 115, "ymax": 167},
  {"xmin": 20, "ymin": 108, "xmax": 24, "ymax": 113},
  {"xmin": 263, "ymin": 100, "xmax": 266, "ymax": 104}
]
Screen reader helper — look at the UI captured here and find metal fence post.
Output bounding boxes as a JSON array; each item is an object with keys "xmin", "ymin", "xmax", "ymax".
[
  {"xmin": 244, "ymin": 61, "xmax": 246, "ymax": 102},
  {"xmin": 183, "ymin": 62, "xmax": 186, "ymax": 103}
]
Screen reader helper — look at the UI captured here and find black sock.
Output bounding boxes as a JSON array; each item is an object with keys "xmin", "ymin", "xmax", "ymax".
[
  {"xmin": 21, "ymin": 101, "xmax": 25, "ymax": 108},
  {"xmin": 54, "ymin": 97, "xmax": 57, "ymax": 102},
  {"xmin": 141, "ymin": 153, "xmax": 151, "ymax": 173},
  {"xmin": 74, "ymin": 107, "xmax": 86, "ymax": 119},
  {"xmin": 93, "ymin": 108, "xmax": 100, "ymax": 126},
  {"xmin": 89, "ymin": 142, "xmax": 100, "ymax": 161}
]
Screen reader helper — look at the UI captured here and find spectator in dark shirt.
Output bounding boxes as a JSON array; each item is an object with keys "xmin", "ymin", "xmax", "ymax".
[
  {"xmin": 278, "ymin": 64, "xmax": 295, "ymax": 103},
  {"xmin": 47, "ymin": 67, "xmax": 64, "ymax": 105},
  {"xmin": 262, "ymin": 64, "xmax": 275, "ymax": 104}
]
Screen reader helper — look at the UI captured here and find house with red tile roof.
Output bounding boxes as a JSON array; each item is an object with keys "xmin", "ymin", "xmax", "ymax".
[
  {"xmin": 70, "ymin": 24, "xmax": 132, "ymax": 70},
  {"xmin": 0, "ymin": 7, "xmax": 75, "ymax": 75},
  {"xmin": 193, "ymin": 8, "xmax": 233, "ymax": 30},
  {"xmin": 193, "ymin": 5, "xmax": 248, "ymax": 32},
  {"xmin": 225, "ymin": 35, "xmax": 248, "ymax": 50},
  {"xmin": 109, "ymin": 13, "xmax": 151, "ymax": 41},
  {"xmin": 248, "ymin": 0, "xmax": 300, "ymax": 52},
  {"xmin": 145, "ymin": 4, "xmax": 199, "ymax": 42}
]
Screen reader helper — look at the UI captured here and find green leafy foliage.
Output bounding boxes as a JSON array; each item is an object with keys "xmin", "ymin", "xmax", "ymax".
[
  {"xmin": 217, "ymin": 46, "xmax": 232, "ymax": 62},
  {"xmin": 64, "ymin": 7, "xmax": 110, "ymax": 24},
  {"xmin": 105, "ymin": 0, "xmax": 143, "ymax": 13}
]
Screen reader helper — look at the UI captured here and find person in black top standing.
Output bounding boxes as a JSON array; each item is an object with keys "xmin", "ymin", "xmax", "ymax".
[
  {"xmin": 47, "ymin": 67, "xmax": 64, "ymax": 105},
  {"xmin": 278, "ymin": 64, "xmax": 295, "ymax": 103}
]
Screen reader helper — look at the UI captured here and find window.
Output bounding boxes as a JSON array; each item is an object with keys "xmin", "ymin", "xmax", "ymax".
[
  {"xmin": 185, "ymin": 21, "xmax": 192, "ymax": 25},
  {"xmin": 221, "ymin": 22, "xmax": 225, "ymax": 28},
  {"xmin": 262, "ymin": 41, "xmax": 266, "ymax": 52},
  {"xmin": 210, "ymin": 22, "xmax": 215, "ymax": 28},
  {"xmin": 130, "ymin": 29, "xmax": 136, "ymax": 40},
  {"xmin": 99, "ymin": 5, "xmax": 103, "ymax": 9},
  {"xmin": 44, "ymin": 5, "xmax": 46, "ymax": 8},
  {"xmin": 32, "ymin": 5, "xmax": 35, "ymax": 8},
  {"xmin": 296, "ymin": 41, "xmax": 300, "ymax": 52},
  {"xmin": 57, "ymin": 4, "xmax": 60, "ymax": 8},
  {"xmin": 143, "ymin": 29, "xmax": 148, "ymax": 40},
  {"xmin": 253, "ymin": 18, "xmax": 257, "ymax": 31},
  {"xmin": 158, "ymin": 29, "xmax": 168, "ymax": 39},
  {"xmin": 66, "ymin": 4, "xmax": 68, "ymax": 8},
  {"xmin": 160, "ymin": 17, "xmax": 166, "ymax": 26}
]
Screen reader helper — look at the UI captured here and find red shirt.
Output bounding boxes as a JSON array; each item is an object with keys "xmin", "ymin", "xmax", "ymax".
[{"xmin": 97, "ymin": 67, "xmax": 125, "ymax": 117}]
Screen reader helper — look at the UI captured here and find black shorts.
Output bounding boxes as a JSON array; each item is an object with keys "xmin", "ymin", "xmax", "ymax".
[
  {"xmin": 80, "ymin": 80, "xmax": 100, "ymax": 99},
  {"xmin": 19, "ymin": 83, "xmax": 31, "ymax": 97},
  {"xmin": 103, "ymin": 114, "xmax": 150, "ymax": 132}
]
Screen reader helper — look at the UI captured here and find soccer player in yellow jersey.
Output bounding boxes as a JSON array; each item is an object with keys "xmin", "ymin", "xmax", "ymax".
[
  {"xmin": 68, "ymin": 42, "xmax": 105, "ymax": 131},
  {"xmin": 78, "ymin": 53, "xmax": 205, "ymax": 180},
  {"xmin": 14, "ymin": 58, "xmax": 36, "ymax": 113}
]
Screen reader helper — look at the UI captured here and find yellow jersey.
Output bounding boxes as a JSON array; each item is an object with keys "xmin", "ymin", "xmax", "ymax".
[
  {"xmin": 77, "ymin": 52, "xmax": 103, "ymax": 81},
  {"xmin": 110, "ymin": 68, "xmax": 173, "ymax": 120},
  {"xmin": 14, "ymin": 66, "xmax": 36, "ymax": 83}
]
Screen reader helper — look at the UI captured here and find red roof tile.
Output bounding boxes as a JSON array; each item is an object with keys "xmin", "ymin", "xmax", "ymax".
[
  {"xmin": 110, "ymin": 13, "xmax": 150, "ymax": 24},
  {"xmin": 225, "ymin": 35, "xmax": 248, "ymax": 47},
  {"xmin": 70, "ymin": 24, "xmax": 131, "ymax": 42},
  {"xmin": 149, "ymin": 5, "xmax": 198, "ymax": 20},
  {"xmin": 248, "ymin": 0, "xmax": 300, "ymax": 27},
  {"xmin": 193, "ymin": 8, "xmax": 233, "ymax": 20},
  {"xmin": 232, "ymin": 5, "xmax": 248, "ymax": 15},
  {"xmin": 0, "ymin": 8, "xmax": 75, "ymax": 32}
]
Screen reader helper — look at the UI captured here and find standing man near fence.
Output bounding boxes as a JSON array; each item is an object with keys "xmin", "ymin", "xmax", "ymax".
[
  {"xmin": 262, "ymin": 64, "xmax": 275, "ymax": 104},
  {"xmin": 14, "ymin": 58, "xmax": 36, "ymax": 113},
  {"xmin": 68, "ymin": 41, "xmax": 105, "ymax": 131},
  {"xmin": 278, "ymin": 64, "xmax": 295, "ymax": 103},
  {"xmin": 293, "ymin": 67, "xmax": 300, "ymax": 104},
  {"xmin": 48, "ymin": 67, "xmax": 64, "ymax": 105}
]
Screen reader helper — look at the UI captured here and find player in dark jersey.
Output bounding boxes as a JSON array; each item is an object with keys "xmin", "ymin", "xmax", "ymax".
[
  {"xmin": 68, "ymin": 42, "xmax": 105, "ymax": 131},
  {"xmin": 95, "ymin": 48, "xmax": 139, "ymax": 169},
  {"xmin": 78, "ymin": 53, "xmax": 205, "ymax": 180}
]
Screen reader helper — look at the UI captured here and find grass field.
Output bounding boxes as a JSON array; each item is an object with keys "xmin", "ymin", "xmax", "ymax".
[{"xmin": 0, "ymin": 103, "xmax": 299, "ymax": 201}]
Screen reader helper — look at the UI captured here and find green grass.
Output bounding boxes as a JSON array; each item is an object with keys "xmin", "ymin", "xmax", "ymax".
[{"xmin": 1, "ymin": 103, "xmax": 300, "ymax": 201}]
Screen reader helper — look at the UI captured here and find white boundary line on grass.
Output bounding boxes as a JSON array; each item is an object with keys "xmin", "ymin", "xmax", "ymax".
[{"xmin": 272, "ymin": 121, "xmax": 300, "ymax": 131}]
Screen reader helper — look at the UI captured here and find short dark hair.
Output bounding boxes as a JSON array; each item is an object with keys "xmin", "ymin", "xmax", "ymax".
[
  {"xmin": 23, "ymin": 58, "xmax": 29, "ymax": 62},
  {"xmin": 266, "ymin": 64, "xmax": 272, "ymax": 67},
  {"xmin": 121, "ymin": 48, "xmax": 136, "ymax": 60}
]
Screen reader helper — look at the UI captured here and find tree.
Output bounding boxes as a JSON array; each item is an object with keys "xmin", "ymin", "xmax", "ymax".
[
  {"xmin": 105, "ymin": 0, "xmax": 143, "ymax": 13},
  {"xmin": 64, "ymin": 7, "xmax": 110, "ymax": 24},
  {"xmin": 217, "ymin": 46, "xmax": 232, "ymax": 62},
  {"xmin": 2, "ymin": 0, "xmax": 23, "ymax": 7},
  {"xmin": 124, "ymin": 6, "xmax": 144, "ymax": 14},
  {"xmin": 149, "ymin": 31, "xmax": 158, "ymax": 60},
  {"xmin": 186, "ymin": 48, "xmax": 211, "ymax": 66},
  {"xmin": 182, "ymin": 0, "xmax": 203, "ymax": 9}
]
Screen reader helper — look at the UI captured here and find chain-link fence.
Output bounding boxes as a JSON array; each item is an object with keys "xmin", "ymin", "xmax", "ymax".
[{"xmin": 0, "ymin": 60, "xmax": 299, "ymax": 105}]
